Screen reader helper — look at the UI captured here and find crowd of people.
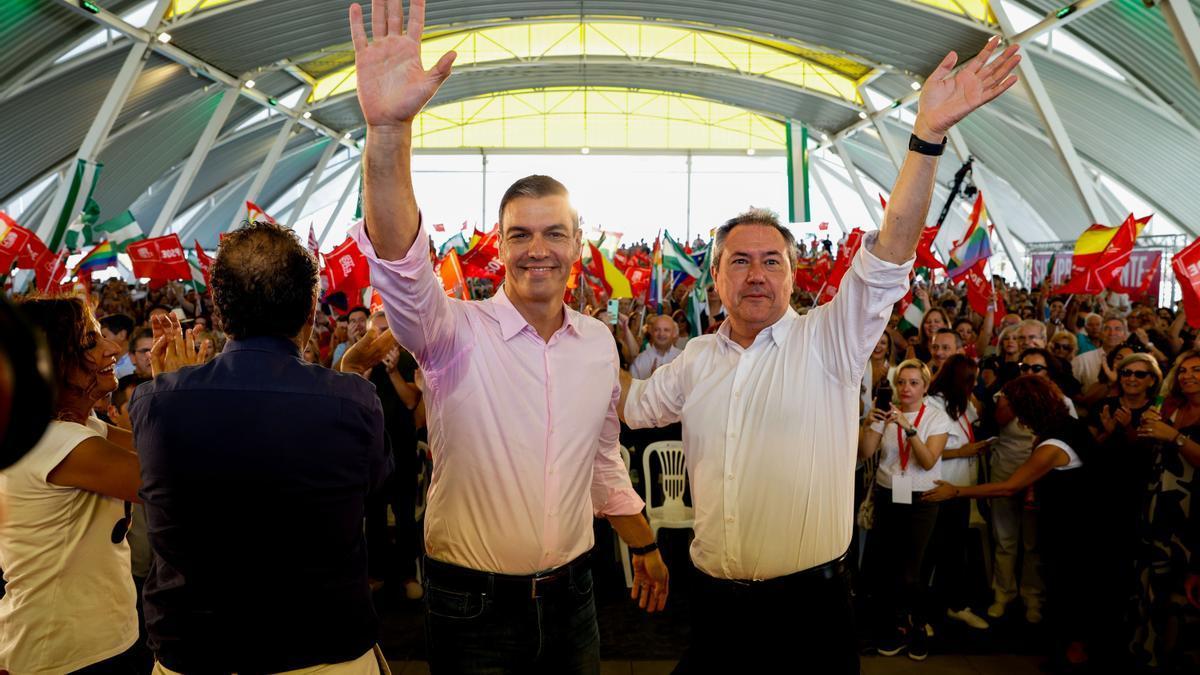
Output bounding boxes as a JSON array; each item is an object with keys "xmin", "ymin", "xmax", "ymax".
[{"xmin": 0, "ymin": 2, "xmax": 1196, "ymax": 674}]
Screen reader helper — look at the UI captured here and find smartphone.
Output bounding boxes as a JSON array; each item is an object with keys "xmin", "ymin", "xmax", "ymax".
[
  {"xmin": 607, "ymin": 299, "xmax": 620, "ymax": 326},
  {"xmin": 874, "ymin": 383, "xmax": 893, "ymax": 412}
]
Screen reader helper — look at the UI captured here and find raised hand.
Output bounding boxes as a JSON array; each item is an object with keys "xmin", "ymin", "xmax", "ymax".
[
  {"xmin": 150, "ymin": 313, "xmax": 203, "ymax": 377},
  {"xmin": 915, "ymin": 36, "xmax": 1020, "ymax": 140},
  {"xmin": 349, "ymin": 0, "xmax": 456, "ymax": 128}
]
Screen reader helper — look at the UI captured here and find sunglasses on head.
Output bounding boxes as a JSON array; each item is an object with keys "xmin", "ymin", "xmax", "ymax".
[
  {"xmin": 1118, "ymin": 369, "xmax": 1152, "ymax": 380},
  {"xmin": 1018, "ymin": 363, "xmax": 1047, "ymax": 373}
]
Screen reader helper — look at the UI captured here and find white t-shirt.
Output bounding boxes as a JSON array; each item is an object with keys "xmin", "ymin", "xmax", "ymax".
[
  {"xmin": 1040, "ymin": 438, "xmax": 1083, "ymax": 471},
  {"xmin": 0, "ymin": 418, "xmax": 138, "ymax": 673},
  {"xmin": 630, "ymin": 345, "xmax": 682, "ymax": 380},
  {"xmin": 928, "ymin": 394, "xmax": 980, "ymax": 486},
  {"xmin": 871, "ymin": 398, "xmax": 956, "ymax": 492}
]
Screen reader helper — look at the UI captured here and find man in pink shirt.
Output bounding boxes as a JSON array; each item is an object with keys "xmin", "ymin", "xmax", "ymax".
[{"xmin": 346, "ymin": 1, "xmax": 668, "ymax": 671}]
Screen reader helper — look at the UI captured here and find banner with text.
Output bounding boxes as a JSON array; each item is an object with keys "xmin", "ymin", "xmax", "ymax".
[{"xmin": 1031, "ymin": 250, "xmax": 1162, "ymax": 298}]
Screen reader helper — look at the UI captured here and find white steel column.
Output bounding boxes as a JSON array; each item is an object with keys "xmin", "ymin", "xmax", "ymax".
[
  {"xmin": 227, "ymin": 111, "xmax": 304, "ymax": 232},
  {"xmin": 809, "ymin": 158, "xmax": 848, "ymax": 234},
  {"xmin": 151, "ymin": 87, "xmax": 240, "ymax": 236},
  {"xmin": 857, "ymin": 86, "xmax": 906, "ymax": 169},
  {"xmin": 832, "ymin": 139, "xmax": 883, "ymax": 228},
  {"xmin": 318, "ymin": 162, "xmax": 361, "ymax": 247},
  {"xmin": 286, "ymin": 139, "xmax": 340, "ymax": 229},
  {"xmin": 991, "ymin": 0, "xmax": 1107, "ymax": 225},
  {"xmin": 1161, "ymin": 0, "xmax": 1200, "ymax": 90}
]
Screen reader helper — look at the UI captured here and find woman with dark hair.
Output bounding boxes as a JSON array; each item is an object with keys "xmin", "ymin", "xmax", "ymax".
[
  {"xmin": 1017, "ymin": 346, "xmax": 1081, "ymax": 399},
  {"xmin": 1130, "ymin": 350, "xmax": 1200, "ymax": 670},
  {"xmin": 925, "ymin": 355, "xmax": 992, "ymax": 630},
  {"xmin": 861, "ymin": 331, "xmax": 896, "ymax": 419},
  {"xmin": 925, "ymin": 375, "xmax": 1097, "ymax": 671},
  {"xmin": 913, "ymin": 307, "xmax": 950, "ymax": 363},
  {"xmin": 0, "ymin": 297, "xmax": 195, "ymax": 672}
]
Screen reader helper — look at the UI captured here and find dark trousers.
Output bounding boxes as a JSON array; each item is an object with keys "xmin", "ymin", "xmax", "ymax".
[
  {"xmin": 866, "ymin": 488, "xmax": 940, "ymax": 631},
  {"xmin": 924, "ymin": 497, "xmax": 973, "ymax": 613},
  {"xmin": 673, "ymin": 559, "xmax": 859, "ymax": 675},
  {"xmin": 422, "ymin": 556, "xmax": 600, "ymax": 675},
  {"xmin": 366, "ymin": 467, "xmax": 418, "ymax": 582}
]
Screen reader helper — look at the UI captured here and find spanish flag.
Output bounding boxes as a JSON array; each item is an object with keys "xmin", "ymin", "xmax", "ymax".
[
  {"xmin": 1059, "ymin": 213, "xmax": 1152, "ymax": 294},
  {"xmin": 586, "ymin": 242, "xmax": 633, "ymax": 299}
]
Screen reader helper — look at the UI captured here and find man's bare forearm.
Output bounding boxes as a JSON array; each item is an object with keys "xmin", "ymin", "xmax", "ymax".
[
  {"xmin": 608, "ymin": 513, "xmax": 655, "ymax": 548},
  {"xmin": 873, "ymin": 120, "xmax": 942, "ymax": 265},
  {"xmin": 363, "ymin": 124, "xmax": 421, "ymax": 261}
]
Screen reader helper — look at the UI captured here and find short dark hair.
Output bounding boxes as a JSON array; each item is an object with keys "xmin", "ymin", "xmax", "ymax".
[
  {"xmin": 148, "ymin": 304, "xmax": 172, "ymax": 316},
  {"xmin": 211, "ymin": 221, "xmax": 318, "ymax": 339},
  {"xmin": 498, "ymin": 175, "xmax": 579, "ymax": 233},
  {"xmin": 99, "ymin": 313, "xmax": 134, "ymax": 338},
  {"xmin": 112, "ymin": 374, "xmax": 149, "ymax": 410},
  {"xmin": 934, "ymin": 327, "xmax": 963, "ymax": 347},
  {"xmin": 128, "ymin": 327, "xmax": 153, "ymax": 353},
  {"xmin": 712, "ymin": 208, "xmax": 798, "ymax": 272},
  {"xmin": 347, "ymin": 306, "xmax": 369, "ymax": 320},
  {"xmin": 16, "ymin": 296, "xmax": 95, "ymax": 396},
  {"xmin": 953, "ymin": 317, "xmax": 975, "ymax": 331}
]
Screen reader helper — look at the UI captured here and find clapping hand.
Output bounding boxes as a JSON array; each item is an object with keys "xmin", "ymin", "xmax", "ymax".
[
  {"xmin": 1137, "ymin": 408, "xmax": 1179, "ymax": 443},
  {"xmin": 149, "ymin": 313, "xmax": 203, "ymax": 377},
  {"xmin": 340, "ymin": 325, "xmax": 397, "ymax": 374}
]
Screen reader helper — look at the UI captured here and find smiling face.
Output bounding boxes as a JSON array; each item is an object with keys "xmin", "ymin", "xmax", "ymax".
[
  {"xmin": 1176, "ymin": 356, "xmax": 1200, "ymax": 397},
  {"xmin": 1118, "ymin": 358, "xmax": 1156, "ymax": 398},
  {"xmin": 1019, "ymin": 352, "xmax": 1051, "ymax": 380},
  {"xmin": 930, "ymin": 332, "xmax": 960, "ymax": 366},
  {"xmin": 1102, "ymin": 318, "xmax": 1129, "ymax": 351},
  {"xmin": 498, "ymin": 195, "xmax": 581, "ymax": 307},
  {"xmin": 68, "ymin": 313, "xmax": 121, "ymax": 400},
  {"xmin": 922, "ymin": 310, "xmax": 947, "ymax": 340},
  {"xmin": 648, "ymin": 315, "xmax": 678, "ymax": 351},
  {"xmin": 712, "ymin": 223, "xmax": 793, "ymax": 337}
]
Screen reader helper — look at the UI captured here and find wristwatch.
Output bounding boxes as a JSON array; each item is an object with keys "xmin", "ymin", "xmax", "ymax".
[
  {"xmin": 905, "ymin": 428, "xmax": 918, "ymax": 438},
  {"xmin": 909, "ymin": 133, "xmax": 947, "ymax": 156},
  {"xmin": 629, "ymin": 542, "xmax": 659, "ymax": 555}
]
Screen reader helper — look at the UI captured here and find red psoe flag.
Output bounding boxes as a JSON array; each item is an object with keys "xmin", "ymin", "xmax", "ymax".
[
  {"xmin": 34, "ymin": 250, "xmax": 68, "ymax": 293},
  {"xmin": 127, "ymin": 234, "xmax": 191, "ymax": 281},
  {"xmin": 816, "ymin": 228, "xmax": 865, "ymax": 305},
  {"xmin": 324, "ymin": 236, "xmax": 371, "ymax": 295},
  {"xmin": 1173, "ymin": 237, "xmax": 1200, "ymax": 329},
  {"xmin": 194, "ymin": 241, "xmax": 214, "ymax": 287}
]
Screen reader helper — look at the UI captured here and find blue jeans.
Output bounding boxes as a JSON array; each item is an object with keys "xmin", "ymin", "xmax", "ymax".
[{"xmin": 422, "ymin": 557, "xmax": 601, "ymax": 675}]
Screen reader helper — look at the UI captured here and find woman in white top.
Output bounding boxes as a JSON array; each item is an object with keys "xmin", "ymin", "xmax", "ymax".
[
  {"xmin": 0, "ymin": 298, "xmax": 193, "ymax": 673},
  {"xmin": 924, "ymin": 375, "xmax": 1095, "ymax": 672},
  {"xmin": 859, "ymin": 359, "xmax": 953, "ymax": 660},
  {"xmin": 925, "ymin": 354, "xmax": 993, "ymax": 630}
]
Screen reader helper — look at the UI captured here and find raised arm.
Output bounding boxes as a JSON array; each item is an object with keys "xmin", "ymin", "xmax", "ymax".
[
  {"xmin": 873, "ymin": 37, "xmax": 1020, "ymax": 264},
  {"xmin": 351, "ymin": 0, "xmax": 456, "ymax": 260}
]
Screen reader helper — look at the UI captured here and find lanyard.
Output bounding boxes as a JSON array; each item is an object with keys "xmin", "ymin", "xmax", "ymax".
[
  {"xmin": 896, "ymin": 404, "xmax": 926, "ymax": 474},
  {"xmin": 958, "ymin": 414, "xmax": 975, "ymax": 445}
]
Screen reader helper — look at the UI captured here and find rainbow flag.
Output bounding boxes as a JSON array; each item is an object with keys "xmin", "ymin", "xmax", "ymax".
[
  {"xmin": 945, "ymin": 194, "xmax": 992, "ymax": 281},
  {"xmin": 73, "ymin": 240, "xmax": 117, "ymax": 276}
]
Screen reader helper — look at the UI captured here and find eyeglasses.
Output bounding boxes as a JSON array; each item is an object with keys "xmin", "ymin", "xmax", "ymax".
[
  {"xmin": 1118, "ymin": 369, "xmax": 1153, "ymax": 380},
  {"xmin": 1051, "ymin": 343, "xmax": 1074, "ymax": 352},
  {"xmin": 1018, "ymin": 363, "xmax": 1048, "ymax": 373}
]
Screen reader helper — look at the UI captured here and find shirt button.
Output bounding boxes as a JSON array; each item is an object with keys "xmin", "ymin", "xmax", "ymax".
[
  {"xmin": 727, "ymin": 473, "xmax": 734, "ymax": 480},
  {"xmin": 726, "ymin": 516, "xmax": 735, "ymax": 523}
]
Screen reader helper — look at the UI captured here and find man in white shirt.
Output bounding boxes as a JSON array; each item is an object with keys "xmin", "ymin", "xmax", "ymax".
[
  {"xmin": 1073, "ymin": 315, "xmax": 1128, "ymax": 388},
  {"xmin": 629, "ymin": 315, "xmax": 683, "ymax": 379},
  {"xmin": 620, "ymin": 36, "xmax": 1021, "ymax": 673},
  {"xmin": 928, "ymin": 328, "xmax": 963, "ymax": 374}
]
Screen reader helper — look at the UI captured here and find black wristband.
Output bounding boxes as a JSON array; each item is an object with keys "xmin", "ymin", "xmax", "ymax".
[
  {"xmin": 909, "ymin": 133, "xmax": 947, "ymax": 156},
  {"xmin": 629, "ymin": 542, "xmax": 659, "ymax": 555}
]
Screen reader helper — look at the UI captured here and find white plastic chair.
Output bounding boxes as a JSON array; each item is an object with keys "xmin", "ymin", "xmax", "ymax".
[
  {"xmin": 641, "ymin": 441, "xmax": 693, "ymax": 540},
  {"xmin": 617, "ymin": 445, "xmax": 634, "ymax": 588}
]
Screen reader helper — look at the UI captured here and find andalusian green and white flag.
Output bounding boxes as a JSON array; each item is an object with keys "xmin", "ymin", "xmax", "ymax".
[
  {"xmin": 95, "ymin": 210, "xmax": 145, "ymax": 252},
  {"xmin": 187, "ymin": 257, "xmax": 207, "ymax": 293},
  {"xmin": 898, "ymin": 291, "xmax": 926, "ymax": 332},
  {"xmin": 53, "ymin": 159, "xmax": 102, "ymax": 252},
  {"xmin": 662, "ymin": 231, "xmax": 702, "ymax": 278},
  {"xmin": 685, "ymin": 241, "xmax": 713, "ymax": 339},
  {"xmin": 63, "ymin": 198, "xmax": 101, "ymax": 252}
]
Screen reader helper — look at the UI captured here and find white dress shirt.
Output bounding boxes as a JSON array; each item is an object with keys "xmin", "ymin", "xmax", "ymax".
[
  {"xmin": 1072, "ymin": 347, "xmax": 1106, "ymax": 388},
  {"xmin": 630, "ymin": 345, "xmax": 683, "ymax": 380},
  {"xmin": 625, "ymin": 232, "xmax": 912, "ymax": 580}
]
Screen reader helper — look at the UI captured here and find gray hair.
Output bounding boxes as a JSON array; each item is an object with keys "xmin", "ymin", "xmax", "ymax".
[
  {"xmin": 711, "ymin": 208, "xmax": 798, "ymax": 272},
  {"xmin": 1017, "ymin": 318, "xmax": 1047, "ymax": 339}
]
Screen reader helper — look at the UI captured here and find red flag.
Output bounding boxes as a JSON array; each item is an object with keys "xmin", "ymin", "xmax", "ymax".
[
  {"xmin": 194, "ymin": 241, "xmax": 214, "ymax": 287},
  {"xmin": 324, "ymin": 236, "xmax": 372, "ymax": 295},
  {"xmin": 915, "ymin": 226, "xmax": 945, "ymax": 270},
  {"xmin": 459, "ymin": 228, "xmax": 504, "ymax": 283},
  {"xmin": 368, "ymin": 288, "xmax": 385, "ymax": 314},
  {"xmin": 625, "ymin": 262, "xmax": 653, "ymax": 298},
  {"xmin": 963, "ymin": 260, "xmax": 993, "ymax": 316},
  {"xmin": 433, "ymin": 223, "xmax": 446, "ymax": 233},
  {"xmin": 879, "ymin": 194, "xmax": 888, "ymax": 211},
  {"xmin": 128, "ymin": 234, "xmax": 191, "ymax": 281},
  {"xmin": 437, "ymin": 249, "xmax": 469, "ymax": 300},
  {"xmin": 307, "ymin": 226, "xmax": 320, "ymax": 257},
  {"xmin": 245, "ymin": 201, "xmax": 276, "ymax": 225},
  {"xmin": 34, "ymin": 249, "xmax": 68, "ymax": 293},
  {"xmin": 1059, "ymin": 214, "xmax": 1152, "ymax": 294},
  {"xmin": 817, "ymin": 228, "xmax": 865, "ymax": 304},
  {"xmin": 818, "ymin": 222, "xmax": 829, "ymax": 231},
  {"xmin": 1117, "ymin": 255, "xmax": 1160, "ymax": 299},
  {"xmin": 0, "ymin": 213, "xmax": 39, "ymax": 273},
  {"xmin": 1174, "ymin": 238, "xmax": 1200, "ymax": 329}
]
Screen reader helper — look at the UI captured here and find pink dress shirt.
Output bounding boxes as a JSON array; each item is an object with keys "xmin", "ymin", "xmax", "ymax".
[{"xmin": 351, "ymin": 222, "xmax": 644, "ymax": 575}]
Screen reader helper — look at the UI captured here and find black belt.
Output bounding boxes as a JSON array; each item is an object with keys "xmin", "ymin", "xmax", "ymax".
[
  {"xmin": 704, "ymin": 553, "xmax": 848, "ymax": 590},
  {"xmin": 423, "ymin": 551, "xmax": 591, "ymax": 600}
]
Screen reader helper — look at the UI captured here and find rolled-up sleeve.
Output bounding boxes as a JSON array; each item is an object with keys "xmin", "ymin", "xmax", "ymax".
[
  {"xmin": 350, "ymin": 220, "xmax": 469, "ymax": 372},
  {"xmin": 623, "ymin": 348, "xmax": 688, "ymax": 430},
  {"xmin": 591, "ymin": 372, "xmax": 646, "ymax": 517},
  {"xmin": 809, "ymin": 232, "xmax": 913, "ymax": 388}
]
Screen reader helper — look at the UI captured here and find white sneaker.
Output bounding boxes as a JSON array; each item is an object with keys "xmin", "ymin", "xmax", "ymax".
[
  {"xmin": 1025, "ymin": 606, "xmax": 1043, "ymax": 624},
  {"xmin": 947, "ymin": 607, "xmax": 990, "ymax": 630},
  {"xmin": 986, "ymin": 601, "xmax": 1008, "ymax": 619}
]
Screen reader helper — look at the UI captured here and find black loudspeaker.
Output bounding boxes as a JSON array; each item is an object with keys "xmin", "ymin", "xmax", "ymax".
[{"xmin": 0, "ymin": 296, "xmax": 55, "ymax": 470}]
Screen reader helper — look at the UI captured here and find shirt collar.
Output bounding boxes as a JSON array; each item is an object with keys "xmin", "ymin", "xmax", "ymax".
[
  {"xmin": 490, "ymin": 284, "xmax": 579, "ymax": 341},
  {"xmin": 715, "ymin": 307, "xmax": 799, "ymax": 350},
  {"xmin": 222, "ymin": 335, "xmax": 302, "ymax": 357}
]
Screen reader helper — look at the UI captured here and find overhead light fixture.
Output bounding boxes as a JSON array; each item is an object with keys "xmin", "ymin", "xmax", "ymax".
[
  {"xmin": 580, "ymin": 147, "xmax": 590, "ymax": 155},
  {"xmin": 1055, "ymin": 4, "xmax": 1077, "ymax": 19},
  {"xmin": 156, "ymin": 32, "xmax": 172, "ymax": 44},
  {"xmin": 302, "ymin": 111, "xmax": 312, "ymax": 119},
  {"xmin": 81, "ymin": 0, "xmax": 100, "ymax": 13},
  {"xmin": 746, "ymin": 148, "xmax": 756, "ymax": 156},
  {"xmin": 858, "ymin": 111, "xmax": 868, "ymax": 120},
  {"xmin": 244, "ymin": 79, "xmax": 256, "ymax": 89},
  {"xmin": 910, "ymin": 81, "xmax": 922, "ymax": 91},
  {"xmin": 267, "ymin": 97, "xmax": 278, "ymax": 106}
]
